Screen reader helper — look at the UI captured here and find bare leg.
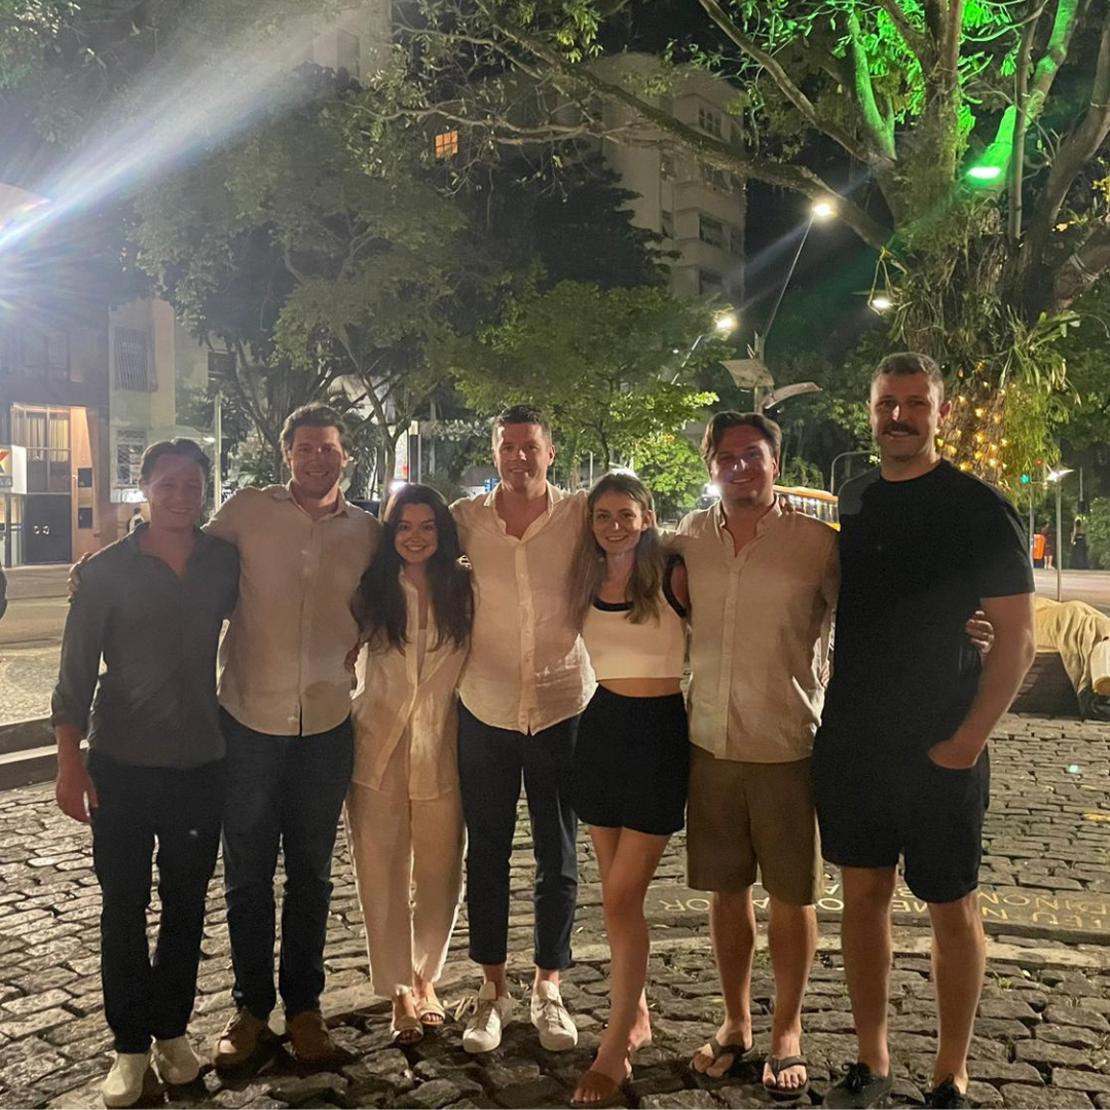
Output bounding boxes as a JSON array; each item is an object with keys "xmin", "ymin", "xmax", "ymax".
[
  {"xmin": 929, "ymin": 893, "xmax": 985, "ymax": 1094},
  {"xmin": 481, "ymin": 963, "xmax": 507, "ymax": 996},
  {"xmin": 840, "ymin": 866, "xmax": 897, "ymax": 1077},
  {"xmin": 762, "ymin": 897, "xmax": 817, "ymax": 1092},
  {"xmin": 691, "ymin": 888, "xmax": 756, "ymax": 1077},
  {"xmin": 573, "ymin": 826, "xmax": 668, "ymax": 1103}
]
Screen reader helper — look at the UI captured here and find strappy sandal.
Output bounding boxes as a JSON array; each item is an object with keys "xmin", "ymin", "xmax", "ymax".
[
  {"xmin": 390, "ymin": 1013, "xmax": 423, "ymax": 1045},
  {"xmin": 763, "ymin": 1054, "xmax": 810, "ymax": 1102},
  {"xmin": 690, "ymin": 1034, "xmax": 755, "ymax": 1078},
  {"xmin": 416, "ymin": 996, "xmax": 447, "ymax": 1028}
]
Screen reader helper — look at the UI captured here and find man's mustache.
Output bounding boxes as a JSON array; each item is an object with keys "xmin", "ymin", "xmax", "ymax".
[{"xmin": 882, "ymin": 422, "xmax": 916, "ymax": 435}]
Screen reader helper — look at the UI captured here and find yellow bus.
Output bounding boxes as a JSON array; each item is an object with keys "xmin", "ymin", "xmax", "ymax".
[{"xmin": 774, "ymin": 485, "xmax": 840, "ymax": 529}]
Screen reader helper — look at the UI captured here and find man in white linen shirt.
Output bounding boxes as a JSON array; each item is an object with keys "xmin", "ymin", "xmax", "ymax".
[
  {"xmin": 679, "ymin": 411, "xmax": 836, "ymax": 1100},
  {"xmin": 209, "ymin": 404, "xmax": 380, "ymax": 1072},
  {"xmin": 450, "ymin": 404, "xmax": 593, "ymax": 1055}
]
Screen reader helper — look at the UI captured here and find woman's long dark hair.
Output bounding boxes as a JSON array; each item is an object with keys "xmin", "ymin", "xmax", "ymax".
[{"xmin": 353, "ymin": 484, "xmax": 473, "ymax": 653}]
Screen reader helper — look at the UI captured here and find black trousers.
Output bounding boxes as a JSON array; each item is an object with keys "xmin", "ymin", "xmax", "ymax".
[
  {"xmin": 89, "ymin": 751, "xmax": 224, "ymax": 1054},
  {"xmin": 220, "ymin": 710, "xmax": 354, "ymax": 1019},
  {"xmin": 457, "ymin": 703, "xmax": 578, "ymax": 970}
]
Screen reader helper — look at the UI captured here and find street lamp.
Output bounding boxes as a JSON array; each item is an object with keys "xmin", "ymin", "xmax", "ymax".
[
  {"xmin": 1047, "ymin": 467, "xmax": 1073, "ymax": 601},
  {"xmin": 869, "ymin": 294, "xmax": 892, "ymax": 313},
  {"xmin": 673, "ymin": 309, "xmax": 739, "ymax": 382},
  {"xmin": 829, "ymin": 449, "xmax": 873, "ymax": 494}
]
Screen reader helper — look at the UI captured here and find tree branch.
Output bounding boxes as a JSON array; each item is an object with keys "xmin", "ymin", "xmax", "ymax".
[
  {"xmin": 847, "ymin": 8, "xmax": 897, "ymax": 160},
  {"xmin": 697, "ymin": 0, "xmax": 894, "ymax": 170},
  {"xmin": 480, "ymin": 9, "xmax": 893, "ymax": 248},
  {"xmin": 1052, "ymin": 219, "xmax": 1110, "ymax": 309},
  {"xmin": 874, "ymin": 0, "xmax": 932, "ymax": 68},
  {"xmin": 1025, "ymin": 12, "xmax": 1110, "ymax": 307}
]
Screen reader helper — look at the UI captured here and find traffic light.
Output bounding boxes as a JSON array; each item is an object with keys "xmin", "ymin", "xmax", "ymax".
[{"xmin": 1020, "ymin": 473, "xmax": 1031, "ymax": 485}]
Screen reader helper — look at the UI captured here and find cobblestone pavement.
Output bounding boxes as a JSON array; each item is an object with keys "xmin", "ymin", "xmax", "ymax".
[
  {"xmin": 0, "ymin": 646, "xmax": 58, "ymax": 724},
  {"xmin": 0, "ymin": 713, "xmax": 1107, "ymax": 1110}
]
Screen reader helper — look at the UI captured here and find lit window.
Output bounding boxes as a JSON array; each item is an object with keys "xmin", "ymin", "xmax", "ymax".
[
  {"xmin": 116, "ymin": 430, "xmax": 146, "ymax": 486},
  {"xmin": 435, "ymin": 130, "xmax": 460, "ymax": 159}
]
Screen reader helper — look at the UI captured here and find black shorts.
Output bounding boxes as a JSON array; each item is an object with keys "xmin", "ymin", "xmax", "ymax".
[
  {"xmin": 571, "ymin": 686, "xmax": 689, "ymax": 836},
  {"xmin": 811, "ymin": 735, "xmax": 990, "ymax": 904}
]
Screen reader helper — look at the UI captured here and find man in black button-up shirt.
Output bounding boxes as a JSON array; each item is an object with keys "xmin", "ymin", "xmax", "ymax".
[{"xmin": 51, "ymin": 439, "xmax": 238, "ymax": 1109}]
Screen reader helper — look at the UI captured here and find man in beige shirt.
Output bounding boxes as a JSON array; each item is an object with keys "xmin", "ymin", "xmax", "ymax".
[
  {"xmin": 450, "ymin": 405, "xmax": 593, "ymax": 1055},
  {"xmin": 679, "ymin": 411, "xmax": 836, "ymax": 1100},
  {"xmin": 208, "ymin": 404, "xmax": 380, "ymax": 1071}
]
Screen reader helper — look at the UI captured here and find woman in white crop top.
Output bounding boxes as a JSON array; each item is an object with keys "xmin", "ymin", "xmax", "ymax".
[{"xmin": 566, "ymin": 471, "xmax": 690, "ymax": 1107}]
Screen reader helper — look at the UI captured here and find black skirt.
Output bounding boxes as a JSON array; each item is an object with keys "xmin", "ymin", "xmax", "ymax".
[{"xmin": 570, "ymin": 685, "xmax": 689, "ymax": 836}]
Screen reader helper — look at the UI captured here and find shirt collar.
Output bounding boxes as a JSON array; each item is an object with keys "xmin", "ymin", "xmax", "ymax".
[
  {"xmin": 123, "ymin": 522, "xmax": 212, "ymax": 554},
  {"xmin": 271, "ymin": 482, "xmax": 352, "ymax": 517},
  {"xmin": 481, "ymin": 481, "xmax": 559, "ymax": 512},
  {"xmin": 712, "ymin": 495, "xmax": 783, "ymax": 538}
]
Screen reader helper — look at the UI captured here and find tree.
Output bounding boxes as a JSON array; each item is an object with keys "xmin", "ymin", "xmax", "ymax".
[
  {"xmin": 383, "ymin": 0, "xmax": 1110, "ymax": 485},
  {"xmin": 132, "ymin": 68, "xmax": 500, "ymax": 490},
  {"xmin": 452, "ymin": 280, "xmax": 720, "ymax": 482}
]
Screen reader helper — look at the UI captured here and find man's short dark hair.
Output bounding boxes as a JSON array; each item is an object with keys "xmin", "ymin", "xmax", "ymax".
[
  {"xmin": 872, "ymin": 351, "xmax": 946, "ymax": 400},
  {"xmin": 701, "ymin": 411, "xmax": 782, "ymax": 465},
  {"xmin": 280, "ymin": 402, "xmax": 351, "ymax": 455},
  {"xmin": 140, "ymin": 439, "xmax": 211, "ymax": 483},
  {"xmin": 491, "ymin": 404, "xmax": 552, "ymax": 445}
]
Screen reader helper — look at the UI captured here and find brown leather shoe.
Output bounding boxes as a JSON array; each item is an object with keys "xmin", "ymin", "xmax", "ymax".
[
  {"xmin": 286, "ymin": 1010, "xmax": 353, "ymax": 1066},
  {"xmin": 214, "ymin": 1009, "xmax": 272, "ymax": 1071}
]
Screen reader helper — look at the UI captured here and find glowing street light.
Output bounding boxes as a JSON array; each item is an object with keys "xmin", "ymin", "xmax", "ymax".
[
  {"xmin": 1047, "ymin": 467, "xmax": 1074, "ymax": 601},
  {"xmin": 811, "ymin": 199, "xmax": 836, "ymax": 222},
  {"xmin": 869, "ymin": 294, "xmax": 893, "ymax": 313},
  {"xmin": 714, "ymin": 310, "xmax": 739, "ymax": 334},
  {"xmin": 966, "ymin": 164, "xmax": 1002, "ymax": 182}
]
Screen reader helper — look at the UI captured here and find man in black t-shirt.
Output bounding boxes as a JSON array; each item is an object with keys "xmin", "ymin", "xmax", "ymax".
[{"xmin": 815, "ymin": 353, "xmax": 1035, "ymax": 1110}]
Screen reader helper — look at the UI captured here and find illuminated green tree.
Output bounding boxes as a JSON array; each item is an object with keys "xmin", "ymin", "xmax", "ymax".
[{"xmin": 382, "ymin": 0, "xmax": 1110, "ymax": 483}]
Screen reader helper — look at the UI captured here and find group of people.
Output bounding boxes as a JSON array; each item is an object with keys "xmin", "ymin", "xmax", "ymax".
[{"xmin": 51, "ymin": 349, "xmax": 1036, "ymax": 1110}]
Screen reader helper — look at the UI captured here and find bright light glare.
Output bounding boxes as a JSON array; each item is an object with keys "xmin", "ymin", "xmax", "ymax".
[
  {"xmin": 967, "ymin": 165, "xmax": 1002, "ymax": 181},
  {"xmin": 1047, "ymin": 468, "xmax": 1073, "ymax": 482},
  {"xmin": 870, "ymin": 295, "xmax": 893, "ymax": 312},
  {"xmin": 811, "ymin": 200, "xmax": 835, "ymax": 222},
  {"xmin": 703, "ymin": 482, "xmax": 721, "ymax": 499},
  {"xmin": 390, "ymin": 480, "xmax": 408, "ymax": 493},
  {"xmin": 714, "ymin": 311, "xmax": 739, "ymax": 334},
  {"xmin": 0, "ymin": 11, "xmax": 349, "ymax": 259}
]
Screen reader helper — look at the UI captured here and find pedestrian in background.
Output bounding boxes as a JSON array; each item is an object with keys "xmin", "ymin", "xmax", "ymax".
[
  {"xmin": 566, "ymin": 470, "xmax": 690, "ymax": 1107},
  {"xmin": 52, "ymin": 440, "xmax": 239, "ymax": 1109},
  {"xmin": 346, "ymin": 483, "xmax": 472, "ymax": 1046}
]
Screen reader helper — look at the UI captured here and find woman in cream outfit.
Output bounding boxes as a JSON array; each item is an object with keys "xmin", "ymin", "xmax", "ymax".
[{"xmin": 347, "ymin": 484, "xmax": 473, "ymax": 1044}]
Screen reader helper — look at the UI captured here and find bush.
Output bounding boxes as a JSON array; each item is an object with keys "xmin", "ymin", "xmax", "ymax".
[{"xmin": 1086, "ymin": 497, "xmax": 1110, "ymax": 570}]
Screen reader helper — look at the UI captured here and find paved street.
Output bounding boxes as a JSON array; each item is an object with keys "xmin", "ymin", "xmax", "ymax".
[{"xmin": 0, "ymin": 713, "xmax": 1107, "ymax": 1110}]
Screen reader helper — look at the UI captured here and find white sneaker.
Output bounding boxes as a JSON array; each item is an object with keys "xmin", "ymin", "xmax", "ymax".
[
  {"xmin": 460, "ymin": 981, "xmax": 514, "ymax": 1054},
  {"xmin": 530, "ymin": 981, "xmax": 578, "ymax": 1051},
  {"xmin": 153, "ymin": 1035, "xmax": 201, "ymax": 1085},
  {"xmin": 102, "ymin": 1051, "xmax": 158, "ymax": 1109}
]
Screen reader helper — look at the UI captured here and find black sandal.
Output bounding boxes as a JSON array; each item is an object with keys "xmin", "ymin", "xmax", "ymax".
[
  {"xmin": 691, "ymin": 1034, "xmax": 755, "ymax": 1078},
  {"xmin": 764, "ymin": 1054, "xmax": 810, "ymax": 1101}
]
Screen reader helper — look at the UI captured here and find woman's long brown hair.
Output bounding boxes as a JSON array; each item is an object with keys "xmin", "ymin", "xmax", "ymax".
[{"xmin": 567, "ymin": 471, "xmax": 668, "ymax": 628}]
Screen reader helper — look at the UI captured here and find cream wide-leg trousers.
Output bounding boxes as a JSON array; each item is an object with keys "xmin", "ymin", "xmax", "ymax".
[{"xmin": 345, "ymin": 781, "xmax": 465, "ymax": 997}]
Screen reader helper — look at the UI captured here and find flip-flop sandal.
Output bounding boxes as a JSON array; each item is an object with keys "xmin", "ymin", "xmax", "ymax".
[
  {"xmin": 390, "ymin": 1014, "xmax": 423, "ymax": 1045},
  {"xmin": 570, "ymin": 1067, "xmax": 629, "ymax": 1108},
  {"xmin": 690, "ymin": 1034, "xmax": 755, "ymax": 1078},
  {"xmin": 416, "ymin": 997, "xmax": 447, "ymax": 1028},
  {"xmin": 763, "ymin": 1054, "xmax": 810, "ymax": 1102}
]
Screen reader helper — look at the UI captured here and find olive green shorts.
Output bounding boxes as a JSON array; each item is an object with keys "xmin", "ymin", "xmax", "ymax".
[{"xmin": 686, "ymin": 744, "xmax": 823, "ymax": 906}]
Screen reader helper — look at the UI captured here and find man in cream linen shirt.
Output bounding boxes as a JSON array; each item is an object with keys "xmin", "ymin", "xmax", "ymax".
[
  {"xmin": 208, "ymin": 404, "xmax": 380, "ymax": 1072},
  {"xmin": 450, "ymin": 404, "xmax": 593, "ymax": 1056},
  {"xmin": 679, "ymin": 411, "xmax": 838, "ymax": 1100}
]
